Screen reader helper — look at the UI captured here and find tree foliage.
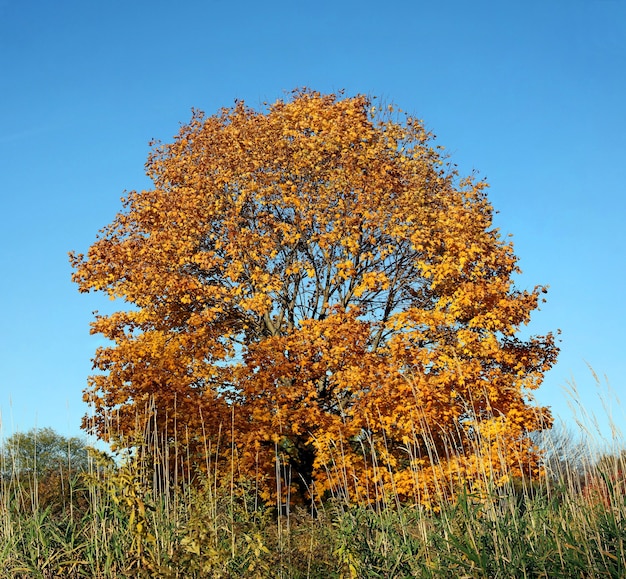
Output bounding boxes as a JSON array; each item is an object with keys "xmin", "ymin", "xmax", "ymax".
[
  {"xmin": 1, "ymin": 427, "xmax": 89, "ymax": 477},
  {"xmin": 1, "ymin": 427, "xmax": 91, "ymax": 516},
  {"xmin": 70, "ymin": 90, "xmax": 558, "ymax": 503}
]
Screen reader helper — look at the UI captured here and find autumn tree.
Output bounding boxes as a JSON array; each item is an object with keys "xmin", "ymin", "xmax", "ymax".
[{"xmin": 70, "ymin": 90, "xmax": 558, "ymax": 504}]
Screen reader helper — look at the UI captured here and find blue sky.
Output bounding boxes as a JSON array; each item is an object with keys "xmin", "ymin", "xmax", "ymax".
[{"xmin": 1, "ymin": 0, "xmax": 624, "ymax": 444}]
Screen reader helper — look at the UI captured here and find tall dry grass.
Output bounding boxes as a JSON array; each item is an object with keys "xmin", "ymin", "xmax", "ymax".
[{"xmin": 0, "ymin": 372, "xmax": 624, "ymax": 578}]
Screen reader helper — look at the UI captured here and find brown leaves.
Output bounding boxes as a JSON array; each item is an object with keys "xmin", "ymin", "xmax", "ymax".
[{"xmin": 71, "ymin": 89, "xmax": 558, "ymax": 503}]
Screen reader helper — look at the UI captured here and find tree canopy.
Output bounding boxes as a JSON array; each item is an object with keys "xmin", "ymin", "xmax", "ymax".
[
  {"xmin": 1, "ymin": 427, "xmax": 89, "ymax": 478},
  {"xmin": 70, "ymin": 90, "xmax": 558, "ymax": 504}
]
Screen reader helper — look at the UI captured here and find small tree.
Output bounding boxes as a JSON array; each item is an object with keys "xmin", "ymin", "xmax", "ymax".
[
  {"xmin": 71, "ymin": 90, "xmax": 558, "ymax": 503},
  {"xmin": 1, "ymin": 427, "xmax": 90, "ymax": 514},
  {"xmin": 1, "ymin": 427, "xmax": 89, "ymax": 477}
]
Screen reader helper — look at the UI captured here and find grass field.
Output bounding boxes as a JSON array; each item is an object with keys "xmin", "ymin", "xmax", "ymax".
[{"xmin": 1, "ymin": 379, "xmax": 624, "ymax": 578}]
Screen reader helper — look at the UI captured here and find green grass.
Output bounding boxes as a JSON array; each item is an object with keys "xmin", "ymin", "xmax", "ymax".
[{"xmin": 1, "ymin": 379, "xmax": 625, "ymax": 578}]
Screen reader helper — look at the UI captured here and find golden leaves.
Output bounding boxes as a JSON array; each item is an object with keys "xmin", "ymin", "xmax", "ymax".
[{"xmin": 71, "ymin": 89, "xmax": 558, "ymax": 504}]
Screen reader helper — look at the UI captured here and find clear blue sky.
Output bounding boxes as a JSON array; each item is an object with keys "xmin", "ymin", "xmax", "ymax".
[{"xmin": 1, "ymin": 0, "xmax": 624, "ymax": 444}]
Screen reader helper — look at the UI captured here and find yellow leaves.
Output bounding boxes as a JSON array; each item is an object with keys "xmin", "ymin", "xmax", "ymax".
[
  {"xmin": 71, "ymin": 89, "xmax": 558, "ymax": 506},
  {"xmin": 353, "ymin": 271, "xmax": 389, "ymax": 298},
  {"xmin": 334, "ymin": 259, "xmax": 355, "ymax": 280}
]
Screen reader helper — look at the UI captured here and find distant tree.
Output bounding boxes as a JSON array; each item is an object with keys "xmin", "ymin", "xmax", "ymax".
[
  {"xmin": 533, "ymin": 420, "xmax": 591, "ymax": 484},
  {"xmin": 71, "ymin": 90, "xmax": 558, "ymax": 503},
  {"xmin": 582, "ymin": 449, "xmax": 626, "ymax": 507},
  {"xmin": 1, "ymin": 427, "xmax": 91, "ymax": 515},
  {"xmin": 1, "ymin": 427, "xmax": 89, "ymax": 478}
]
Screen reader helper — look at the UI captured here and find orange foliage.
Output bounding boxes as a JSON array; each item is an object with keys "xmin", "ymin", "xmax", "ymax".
[{"xmin": 70, "ymin": 90, "xmax": 558, "ymax": 503}]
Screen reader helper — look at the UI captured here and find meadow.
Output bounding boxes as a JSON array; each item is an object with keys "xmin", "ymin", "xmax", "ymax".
[{"xmin": 1, "ymin": 377, "xmax": 624, "ymax": 578}]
